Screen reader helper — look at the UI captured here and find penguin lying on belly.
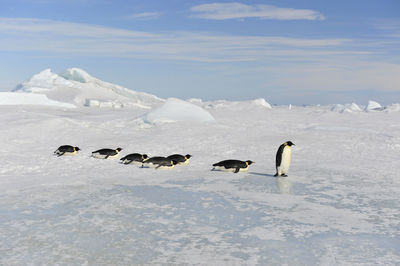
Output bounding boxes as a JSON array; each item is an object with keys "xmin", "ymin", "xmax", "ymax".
[
  {"xmin": 54, "ymin": 145, "xmax": 80, "ymax": 156},
  {"xmin": 120, "ymin": 153, "xmax": 148, "ymax": 164},
  {"xmin": 91, "ymin": 148, "xmax": 122, "ymax": 159},
  {"xmin": 274, "ymin": 141, "xmax": 295, "ymax": 177},
  {"xmin": 212, "ymin": 159, "xmax": 254, "ymax": 173},
  {"xmin": 166, "ymin": 154, "xmax": 191, "ymax": 165},
  {"xmin": 142, "ymin": 156, "xmax": 178, "ymax": 169}
]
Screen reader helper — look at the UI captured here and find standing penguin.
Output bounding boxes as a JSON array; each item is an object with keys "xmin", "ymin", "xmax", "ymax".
[
  {"xmin": 91, "ymin": 148, "xmax": 123, "ymax": 159},
  {"xmin": 54, "ymin": 145, "xmax": 80, "ymax": 156},
  {"xmin": 274, "ymin": 141, "xmax": 295, "ymax": 177}
]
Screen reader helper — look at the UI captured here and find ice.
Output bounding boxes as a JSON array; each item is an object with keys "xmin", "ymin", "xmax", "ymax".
[
  {"xmin": 142, "ymin": 97, "xmax": 216, "ymax": 123},
  {"xmin": 0, "ymin": 92, "xmax": 75, "ymax": 108},
  {"xmin": 251, "ymin": 98, "xmax": 272, "ymax": 109},
  {"xmin": 0, "ymin": 71, "xmax": 399, "ymax": 264},
  {"xmin": 13, "ymin": 68, "xmax": 164, "ymax": 108},
  {"xmin": 331, "ymin": 103, "xmax": 362, "ymax": 113},
  {"xmin": 365, "ymin": 100, "xmax": 384, "ymax": 111}
]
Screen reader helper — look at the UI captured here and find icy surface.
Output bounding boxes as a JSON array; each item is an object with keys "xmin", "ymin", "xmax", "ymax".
[
  {"xmin": 13, "ymin": 68, "xmax": 164, "ymax": 108},
  {"xmin": 331, "ymin": 103, "xmax": 362, "ymax": 113},
  {"xmin": 0, "ymin": 92, "xmax": 75, "ymax": 108},
  {"xmin": 142, "ymin": 98, "xmax": 216, "ymax": 123},
  {"xmin": 0, "ymin": 102, "xmax": 399, "ymax": 265},
  {"xmin": 365, "ymin": 100, "xmax": 383, "ymax": 111}
]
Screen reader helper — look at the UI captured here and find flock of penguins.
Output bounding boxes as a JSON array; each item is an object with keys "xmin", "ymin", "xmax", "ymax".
[{"xmin": 54, "ymin": 141, "xmax": 295, "ymax": 176}]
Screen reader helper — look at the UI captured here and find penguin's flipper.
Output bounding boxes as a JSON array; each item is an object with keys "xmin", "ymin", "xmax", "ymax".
[
  {"xmin": 57, "ymin": 152, "xmax": 65, "ymax": 157},
  {"xmin": 155, "ymin": 164, "xmax": 162, "ymax": 169},
  {"xmin": 274, "ymin": 173, "xmax": 278, "ymax": 177},
  {"xmin": 123, "ymin": 160, "xmax": 132, "ymax": 165},
  {"xmin": 234, "ymin": 167, "xmax": 240, "ymax": 173},
  {"xmin": 281, "ymin": 174, "xmax": 288, "ymax": 177},
  {"xmin": 105, "ymin": 155, "xmax": 110, "ymax": 159}
]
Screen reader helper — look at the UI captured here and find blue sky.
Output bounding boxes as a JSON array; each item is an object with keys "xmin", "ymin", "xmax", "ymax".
[{"xmin": 0, "ymin": 0, "xmax": 399, "ymax": 104}]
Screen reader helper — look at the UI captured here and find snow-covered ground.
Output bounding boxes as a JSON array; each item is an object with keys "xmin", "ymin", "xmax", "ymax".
[
  {"xmin": 0, "ymin": 69, "xmax": 399, "ymax": 265},
  {"xmin": 1, "ymin": 103, "xmax": 399, "ymax": 265}
]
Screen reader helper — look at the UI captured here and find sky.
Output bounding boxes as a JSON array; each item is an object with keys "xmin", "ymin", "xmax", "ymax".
[{"xmin": 0, "ymin": 0, "xmax": 399, "ymax": 105}]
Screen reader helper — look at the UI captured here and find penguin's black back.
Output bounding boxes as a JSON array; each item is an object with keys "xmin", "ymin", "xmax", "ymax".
[
  {"xmin": 276, "ymin": 144, "xmax": 285, "ymax": 167},
  {"xmin": 166, "ymin": 154, "xmax": 186, "ymax": 163},
  {"xmin": 144, "ymin": 156, "xmax": 168, "ymax": 164},
  {"xmin": 57, "ymin": 145, "xmax": 75, "ymax": 153},
  {"xmin": 93, "ymin": 148, "xmax": 117, "ymax": 156},
  {"xmin": 213, "ymin": 160, "xmax": 247, "ymax": 169},
  {"xmin": 121, "ymin": 153, "xmax": 142, "ymax": 161}
]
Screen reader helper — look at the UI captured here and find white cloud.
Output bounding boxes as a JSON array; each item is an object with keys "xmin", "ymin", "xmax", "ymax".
[
  {"xmin": 1, "ymin": 17, "xmax": 398, "ymax": 94},
  {"xmin": 0, "ymin": 18, "xmax": 349, "ymax": 62},
  {"xmin": 126, "ymin": 12, "xmax": 163, "ymax": 20},
  {"xmin": 190, "ymin": 2, "xmax": 325, "ymax": 21}
]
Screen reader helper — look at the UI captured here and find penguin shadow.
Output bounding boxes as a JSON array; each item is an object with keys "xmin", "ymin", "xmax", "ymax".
[
  {"xmin": 248, "ymin": 172, "xmax": 275, "ymax": 177},
  {"xmin": 248, "ymin": 172, "xmax": 293, "ymax": 194}
]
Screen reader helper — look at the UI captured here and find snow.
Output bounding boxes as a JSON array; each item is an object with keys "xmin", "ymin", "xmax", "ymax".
[
  {"xmin": 13, "ymin": 68, "xmax": 164, "ymax": 108},
  {"xmin": 251, "ymin": 98, "xmax": 272, "ymax": 109},
  {"xmin": 0, "ymin": 92, "xmax": 75, "ymax": 108},
  {"xmin": 365, "ymin": 100, "xmax": 384, "ymax": 111},
  {"xmin": 142, "ymin": 98, "xmax": 216, "ymax": 123},
  {"xmin": 1, "ymin": 100, "xmax": 399, "ymax": 265},
  {"xmin": 331, "ymin": 103, "xmax": 362, "ymax": 113}
]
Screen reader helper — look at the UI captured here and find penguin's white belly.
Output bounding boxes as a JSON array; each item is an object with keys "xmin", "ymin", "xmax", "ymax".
[
  {"xmin": 142, "ymin": 163, "xmax": 159, "ymax": 168},
  {"xmin": 64, "ymin": 151, "xmax": 78, "ymax": 156},
  {"xmin": 56, "ymin": 150, "xmax": 78, "ymax": 156},
  {"xmin": 278, "ymin": 147, "xmax": 291, "ymax": 174},
  {"xmin": 156, "ymin": 165, "xmax": 175, "ymax": 170},
  {"xmin": 122, "ymin": 160, "xmax": 142, "ymax": 165},
  {"xmin": 213, "ymin": 166, "xmax": 249, "ymax": 172},
  {"xmin": 92, "ymin": 153, "xmax": 118, "ymax": 159}
]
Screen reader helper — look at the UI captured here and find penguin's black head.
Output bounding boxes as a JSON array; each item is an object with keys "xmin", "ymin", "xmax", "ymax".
[
  {"xmin": 185, "ymin": 154, "xmax": 192, "ymax": 159},
  {"xmin": 75, "ymin": 147, "xmax": 81, "ymax": 151},
  {"xmin": 116, "ymin": 148, "xmax": 123, "ymax": 152},
  {"xmin": 285, "ymin": 141, "xmax": 295, "ymax": 146},
  {"xmin": 142, "ymin": 154, "xmax": 149, "ymax": 160},
  {"xmin": 245, "ymin": 160, "xmax": 254, "ymax": 166}
]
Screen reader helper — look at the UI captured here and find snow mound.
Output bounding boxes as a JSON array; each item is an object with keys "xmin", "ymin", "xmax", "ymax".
[
  {"xmin": 0, "ymin": 92, "xmax": 75, "ymax": 108},
  {"xmin": 331, "ymin": 103, "xmax": 362, "ymax": 113},
  {"xmin": 60, "ymin": 68, "xmax": 94, "ymax": 83},
  {"xmin": 13, "ymin": 68, "xmax": 164, "ymax": 108},
  {"xmin": 204, "ymin": 98, "xmax": 273, "ymax": 110},
  {"xmin": 365, "ymin": 100, "xmax": 385, "ymax": 111},
  {"xmin": 142, "ymin": 98, "xmax": 216, "ymax": 123},
  {"xmin": 251, "ymin": 98, "xmax": 272, "ymax": 109},
  {"xmin": 386, "ymin": 104, "xmax": 400, "ymax": 112}
]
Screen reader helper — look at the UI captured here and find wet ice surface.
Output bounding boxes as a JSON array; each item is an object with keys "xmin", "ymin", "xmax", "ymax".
[{"xmin": 0, "ymin": 104, "xmax": 399, "ymax": 265}]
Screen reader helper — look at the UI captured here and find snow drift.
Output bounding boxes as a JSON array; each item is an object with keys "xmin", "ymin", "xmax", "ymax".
[
  {"xmin": 142, "ymin": 98, "xmax": 216, "ymax": 123},
  {"xmin": 13, "ymin": 68, "xmax": 164, "ymax": 108},
  {"xmin": 0, "ymin": 92, "xmax": 75, "ymax": 108}
]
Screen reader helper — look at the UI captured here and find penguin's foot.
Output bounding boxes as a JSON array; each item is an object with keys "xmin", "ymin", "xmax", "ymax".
[
  {"xmin": 281, "ymin": 174, "xmax": 288, "ymax": 177},
  {"xmin": 274, "ymin": 173, "xmax": 278, "ymax": 177}
]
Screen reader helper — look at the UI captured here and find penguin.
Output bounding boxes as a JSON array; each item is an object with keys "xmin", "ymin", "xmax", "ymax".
[
  {"xmin": 120, "ymin": 153, "xmax": 148, "ymax": 165},
  {"xmin": 54, "ymin": 145, "xmax": 80, "ymax": 156},
  {"xmin": 166, "ymin": 154, "xmax": 191, "ymax": 165},
  {"xmin": 274, "ymin": 141, "xmax": 295, "ymax": 177},
  {"xmin": 212, "ymin": 160, "xmax": 254, "ymax": 173},
  {"xmin": 91, "ymin": 148, "xmax": 122, "ymax": 159},
  {"xmin": 142, "ymin": 156, "xmax": 178, "ymax": 169}
]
